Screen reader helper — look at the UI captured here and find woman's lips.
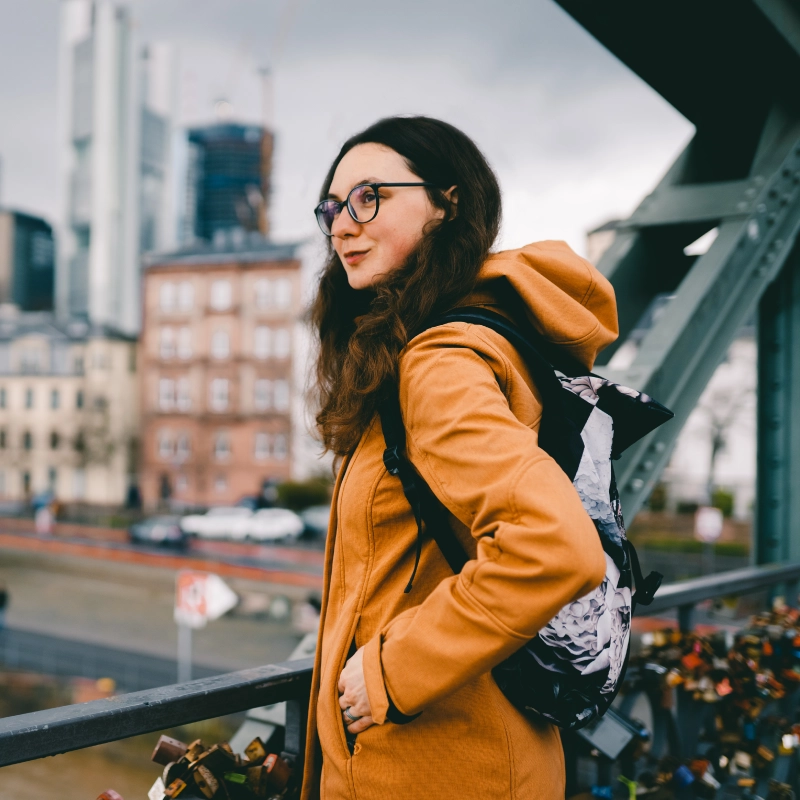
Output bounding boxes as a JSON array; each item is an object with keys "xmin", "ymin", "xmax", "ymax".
[{"xmin": 344, "ymin": 250, "xmax": 369, "ymax": 266}]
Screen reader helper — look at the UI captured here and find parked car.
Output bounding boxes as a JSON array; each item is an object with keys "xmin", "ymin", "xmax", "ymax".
[
  {"xmin": 300, "ymin": 505, "xmax": 331, "ymax": 539},
  {"xmin": 180, "ymin": 507, "xmax": 253, "ymax": 540},
  {"xmin": 129, "ymin": 516, "xmax": 186, "ymax": 548},
  {"xmin": 246, "ymin": 508, "xmax": 304, "ymax": 542}
]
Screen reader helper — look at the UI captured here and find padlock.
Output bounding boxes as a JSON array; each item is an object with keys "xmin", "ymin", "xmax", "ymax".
[
  {"xmin": 162, "ymin": 761, "xmax": 187, "ymax": 788},
  {"xmin": 244, "ymin": 736, "xmax": 268, "ymax": 765},
  {"xmin": 152, "ymin": 735, "xmax": 189, "ymax": 766},
  {"xmin": 186, "ymin": 738, "xmax": 206, "ymax": 762},
  {"xmin": 164, "ymin": 778, "xmax": 187, "ymax": 799},
  {"xmin": 194, "ymin": 742, "xmax": 238, "ymax": 775},
  {"xmin": 245, "ymin": 756, "xmax": 291, "ymax": 797},
  {"xmin": 193, "ymin": 764, "xmax": 219, "ymax": 799},
  {"xmin": 96, "ymin": 792, "xmax": 125, "ymax": 800}
]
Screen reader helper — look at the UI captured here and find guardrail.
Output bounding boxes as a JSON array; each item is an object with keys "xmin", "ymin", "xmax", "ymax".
[{"xmin": 1, "ymin": 563, "xmax": 799, "ymax": 778}]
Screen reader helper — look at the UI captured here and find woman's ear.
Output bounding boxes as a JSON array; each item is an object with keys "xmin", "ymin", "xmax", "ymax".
[{"xmin": 443, "ymin": 185, "xmax": 458, "ymax": 220}]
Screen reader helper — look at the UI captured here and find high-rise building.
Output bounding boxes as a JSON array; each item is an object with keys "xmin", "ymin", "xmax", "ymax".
[
  {"xmin": 56, "ymin": 0, "xmax": 177, "ymax": 334},
  {"xmin": 140, "ymin": 233, "xmax": 300, "ymax": 509},
  {"xmin": 0, "ymin": 210, "xmax": 56, "ymax": 311},
  {"xmin": 180, "ymin": 124, "xmax": 273, "ymax": 245}
]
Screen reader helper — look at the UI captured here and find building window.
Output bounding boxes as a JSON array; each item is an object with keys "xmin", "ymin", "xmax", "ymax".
[
  {"xmin": 254, "ymin": 326, "xmax": 271, "ymax": 359},
  {"xmin": 157, "ymin": 430, "xmax": 173, "ymax": 460},
  {"xmin": 213, "ymin": 431, "xmax": 230, "ymax": 461},
  {"xmin": 25, "ymin": 388, "xmax": 33, "ymax": 409},
  {"xmin": 273, "ymin": 433, "xmax": 288, "ymax": 461},
  {"xmin": 275, "ymin": 278, "xmax": 292, "ymax": 309},
  {"xmin": 210, "ymin": 280, "xmax": 232, "ymax": 311},
  {"xmin": 76, "ymin": 390, "xmax": 84, "ymax": 409},
  {"xmin": 160, "ymin": 327, "xmax": 175, "ymax": 359},
  {"xmin": 177, "ymin": 377, "xmax": 191, "ymax": 412},
  {"xmin": 0, "ymin": 430, "xmax": 5, "ymax": 449},
  {"xmin": 92, "ymin": 350, "xmax": 109, "ymax": 370},
  {"xmin": 160, "ymin": 281, "xmax": 176, "ymax": 312},
  {"xmin": 73, "ymin": 468, "xmax": 86, "ymax": 500},
  {"xmin": 51, "ymin": 389, "xmax": 60, "ymax": 409},
  {"xmin": 274, "ymin": 328, "xmax": 291, "ymax": 359},
  {"xmin": 23, "ymin": 431, "xmax": 32, "ymax": 450},
  {"xmin": 177, "ymin": 327, "xmax": 192, "ymax": 359},
  {"xmin": 176, "ymin": 433, "xmax": 191, "ymax": 461},
  {"xmin": 159, "ymin": 378, "xmax": 176, "ymax": 412},
  {"xmin": 22, "ymin": 470, "xmax": 31, "ymax": 496},
  {"xmin": 254, "ymin": 432, "xmax": 269, "ymax": 461},
  {"xmin": 211, "ymin": 330, "xmax": 230, "ymax": 360},
  {"xmin": 74, "ymin": 356, "xmax": 84, "ymax": 374},
  {"xmin": 254, "ymin": 378, "xmax": 271, "ymax": 411},
  {"xmin": 209, "ymin": 378, "xmax": 229, "ymax": 412},
  {"xmin": 0, "ymin": 387, "xmax": 5, "ymax": 408},
  {"xmin": 48, "ymin": 467, "xmax": 57, "ymax": 492},
  {"xmin": 50, "ymin": 431, "xmax": 60, "ymax": 450},
  {"xmin": 175, "ymin": 473, "xmax": 188, "ymax": 492},
  {"xmin": 273, "ymin": 379, "xmax": 290, "ymax": 411},
  {"xmin": 214, "ymin": 474, "xmax": 227, "ymax": 493},
  {"xmin": 178, "ymin": 281, "xmax": 194, "ymax": 311},
  {"xmin": 255, "ymin": 278, "xmax": 271, "ymax": 309}
]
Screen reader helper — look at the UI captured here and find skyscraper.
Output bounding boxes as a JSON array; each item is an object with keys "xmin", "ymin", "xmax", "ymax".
[
  {"xmin": 56, "ymin": 0, "xmax": 176, "ymax": 334},
  {"xmin": 180, "ymin": 123, "xmax": 273, "ymax": 245},
  {"xmin": 0, "ymin": 210, "xmax": 56, "ymax": 312}
]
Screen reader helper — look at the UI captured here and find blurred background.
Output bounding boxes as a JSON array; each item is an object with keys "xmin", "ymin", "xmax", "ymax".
[{"xmin": 0, "ymin": 0, "xmax": 758, "ymax": 797}]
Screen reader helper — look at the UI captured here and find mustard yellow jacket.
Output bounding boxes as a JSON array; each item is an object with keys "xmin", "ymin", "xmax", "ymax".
[{"xmin": 302, "ymin": 241, "xmax": 619, "ymax": 800}]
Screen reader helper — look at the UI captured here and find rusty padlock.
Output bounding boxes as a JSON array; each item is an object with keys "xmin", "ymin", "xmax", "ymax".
[
  {"xmin": 152, "ymin": 735, "xmax": 189, "ymax": 766},
  {"xmin": 244, "ymin": 736, "xmax": 268, "ymax": 765},
  {"xmin": 246, "ymin": 753, "xmax": 292, "ymax": 796},
  {"xmin": 193, "ymin": 764, "xmax": 219, "ymax": 799},
  {"xmin": 164, "ymin": 778, "xmax": 187, "ymax": 799},
  {"xmin": 186, "ymin": 738, "xmax": 207, "ymax": 762}
]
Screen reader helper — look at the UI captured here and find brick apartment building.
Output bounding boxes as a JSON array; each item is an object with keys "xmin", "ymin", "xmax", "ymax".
[{"xmin": 140, "ymin": 234, "xmax": 302, "ymax": 509}]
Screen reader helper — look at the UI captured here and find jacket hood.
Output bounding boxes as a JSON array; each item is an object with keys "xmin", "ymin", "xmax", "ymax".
[{"xmin": 470, "ymin": 240, "xmax": 618, "ymax": 371}]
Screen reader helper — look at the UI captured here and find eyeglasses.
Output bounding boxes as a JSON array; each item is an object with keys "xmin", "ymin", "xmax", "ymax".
[{"xmin": 314, "ymin": 182, "xmax": 436, "ymax": 237}]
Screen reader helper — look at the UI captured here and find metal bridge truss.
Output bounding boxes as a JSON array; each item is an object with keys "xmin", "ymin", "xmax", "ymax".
[{"xmin": 556, "ymin": 0, "xmax": 800, "ymax": 562}]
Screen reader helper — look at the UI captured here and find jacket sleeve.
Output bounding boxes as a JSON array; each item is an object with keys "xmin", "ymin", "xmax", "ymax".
[{"xmin": 362, "ymin": 323, "xmax": 607, "ymax": 720}]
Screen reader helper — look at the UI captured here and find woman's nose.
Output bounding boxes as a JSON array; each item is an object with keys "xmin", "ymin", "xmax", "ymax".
[{"xmin": 331, "ymin": 206, "xmax": 361, "ymax": 238}]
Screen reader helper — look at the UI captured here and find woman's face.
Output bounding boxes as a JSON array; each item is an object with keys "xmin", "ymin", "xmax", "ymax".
[{"xmin": 327, "ymin": 143, "xmax": 447, "ymax": 290}]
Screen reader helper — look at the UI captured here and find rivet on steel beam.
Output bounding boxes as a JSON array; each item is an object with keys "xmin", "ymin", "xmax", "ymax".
[
  {"xmin": 652, "ymin": 441, "xmax": 666, "ymax": 453},
  {"xmin": 737, "ymin": 201, "xmax": 749, "ymax": 212},
  {"xmin": 767, "ymin": 212, "xmax": 778, "ymax": 225},
  {"xmin": 769, "ymin": 188, "xmax": 779, "ymax": 198},
  {"xmin": 757, "ymin": 203, "xmax": 767, "ymax": 213},
  {"xmin": 630, "ymin": 479, "xmax": 644, "ymax": 491},
  {"xmin": 640, "ymin": 460, "xmax": 654, "ymax": 471}
]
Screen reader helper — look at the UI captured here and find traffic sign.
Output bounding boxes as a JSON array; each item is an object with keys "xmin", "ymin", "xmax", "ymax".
[
  {"xmin": 695, "ymin": 506, "xmax": 724, "ymax": 543},
  {"xmin": 174, "ymin": 570, "xmax": 238, "ymax": 629}
]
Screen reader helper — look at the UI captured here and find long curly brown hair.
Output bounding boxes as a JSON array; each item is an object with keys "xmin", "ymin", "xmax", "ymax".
[{"xmin": 310, "ymin": 116, "xmax": 502, "ymax": 456}]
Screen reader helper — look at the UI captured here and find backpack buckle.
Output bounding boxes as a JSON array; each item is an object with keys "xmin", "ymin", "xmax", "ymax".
[{"xmin": 383, "ymin": 446, "xmax": 402, "ymax": 476}]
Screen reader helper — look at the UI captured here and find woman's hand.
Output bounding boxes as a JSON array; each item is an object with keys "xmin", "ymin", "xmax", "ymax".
[{"xmin": 338, "ymin": 646, "xmax": 375, "ymax": 734}]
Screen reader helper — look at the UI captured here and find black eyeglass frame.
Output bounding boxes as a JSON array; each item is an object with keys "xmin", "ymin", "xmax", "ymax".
[{"xmin": 314, "ymin": 182, "xmax": 437, "ymax": 236}]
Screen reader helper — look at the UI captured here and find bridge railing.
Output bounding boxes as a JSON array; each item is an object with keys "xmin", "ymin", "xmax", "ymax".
[{"xmin": 2, "ymin": 562, "xmax": 800, "ymax": 778}]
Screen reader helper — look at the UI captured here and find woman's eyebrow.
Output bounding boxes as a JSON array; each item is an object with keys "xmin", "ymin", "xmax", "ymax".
[{"xmin": 326, "ymin": 177, "xmax": 382, "ymax": 201}]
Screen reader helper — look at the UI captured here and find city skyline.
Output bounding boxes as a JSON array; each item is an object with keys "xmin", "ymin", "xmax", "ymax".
[{"xmin": 0, "ymin": 0, "xmax": 694, "ymax": 258}]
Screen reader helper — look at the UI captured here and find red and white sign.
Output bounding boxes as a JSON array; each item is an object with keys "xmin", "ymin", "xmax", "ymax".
[
  {"xmin": 695, "ymin": 506, "xmax": 724, "ymax": 543},
  {"xmin": 174, "ymin": 570, "xmax": 238, "ymax": 629}
]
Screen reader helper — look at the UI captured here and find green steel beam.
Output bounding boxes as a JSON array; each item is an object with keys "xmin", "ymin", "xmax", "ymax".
[
  {"xmin": 754, "ymin": 0, "xmax": 800, "ymax": 58},
  {"xmin": 756, "ymin": 246, "xmax": 800, "ymax": 564},
  {"xmin": 623, "ymin": 180, "xmax": 758, "ymax": 228},
  {"xmin": 603, "ymin": 137, "xmax": 800, "ymax": 518}
]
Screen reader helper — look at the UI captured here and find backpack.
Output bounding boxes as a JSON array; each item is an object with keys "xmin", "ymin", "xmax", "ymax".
[{"xmin": 378, "ymin": 307, "xmax": 672, "ymax": 731}]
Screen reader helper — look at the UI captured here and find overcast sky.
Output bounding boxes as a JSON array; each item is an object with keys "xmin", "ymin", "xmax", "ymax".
[{"xmin": 0, "ymin": 0, "xmax": 693, "ymax": 259}]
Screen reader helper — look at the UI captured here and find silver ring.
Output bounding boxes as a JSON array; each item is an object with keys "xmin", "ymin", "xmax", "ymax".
[{"xmin": 343, "ymin": 706, "xmax": 361, "ymax": 723}]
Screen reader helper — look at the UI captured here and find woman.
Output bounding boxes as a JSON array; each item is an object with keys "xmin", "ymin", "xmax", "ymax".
[{"xmin": 303, "ymin": 116, "xmax": 617, "ymax": 799}]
